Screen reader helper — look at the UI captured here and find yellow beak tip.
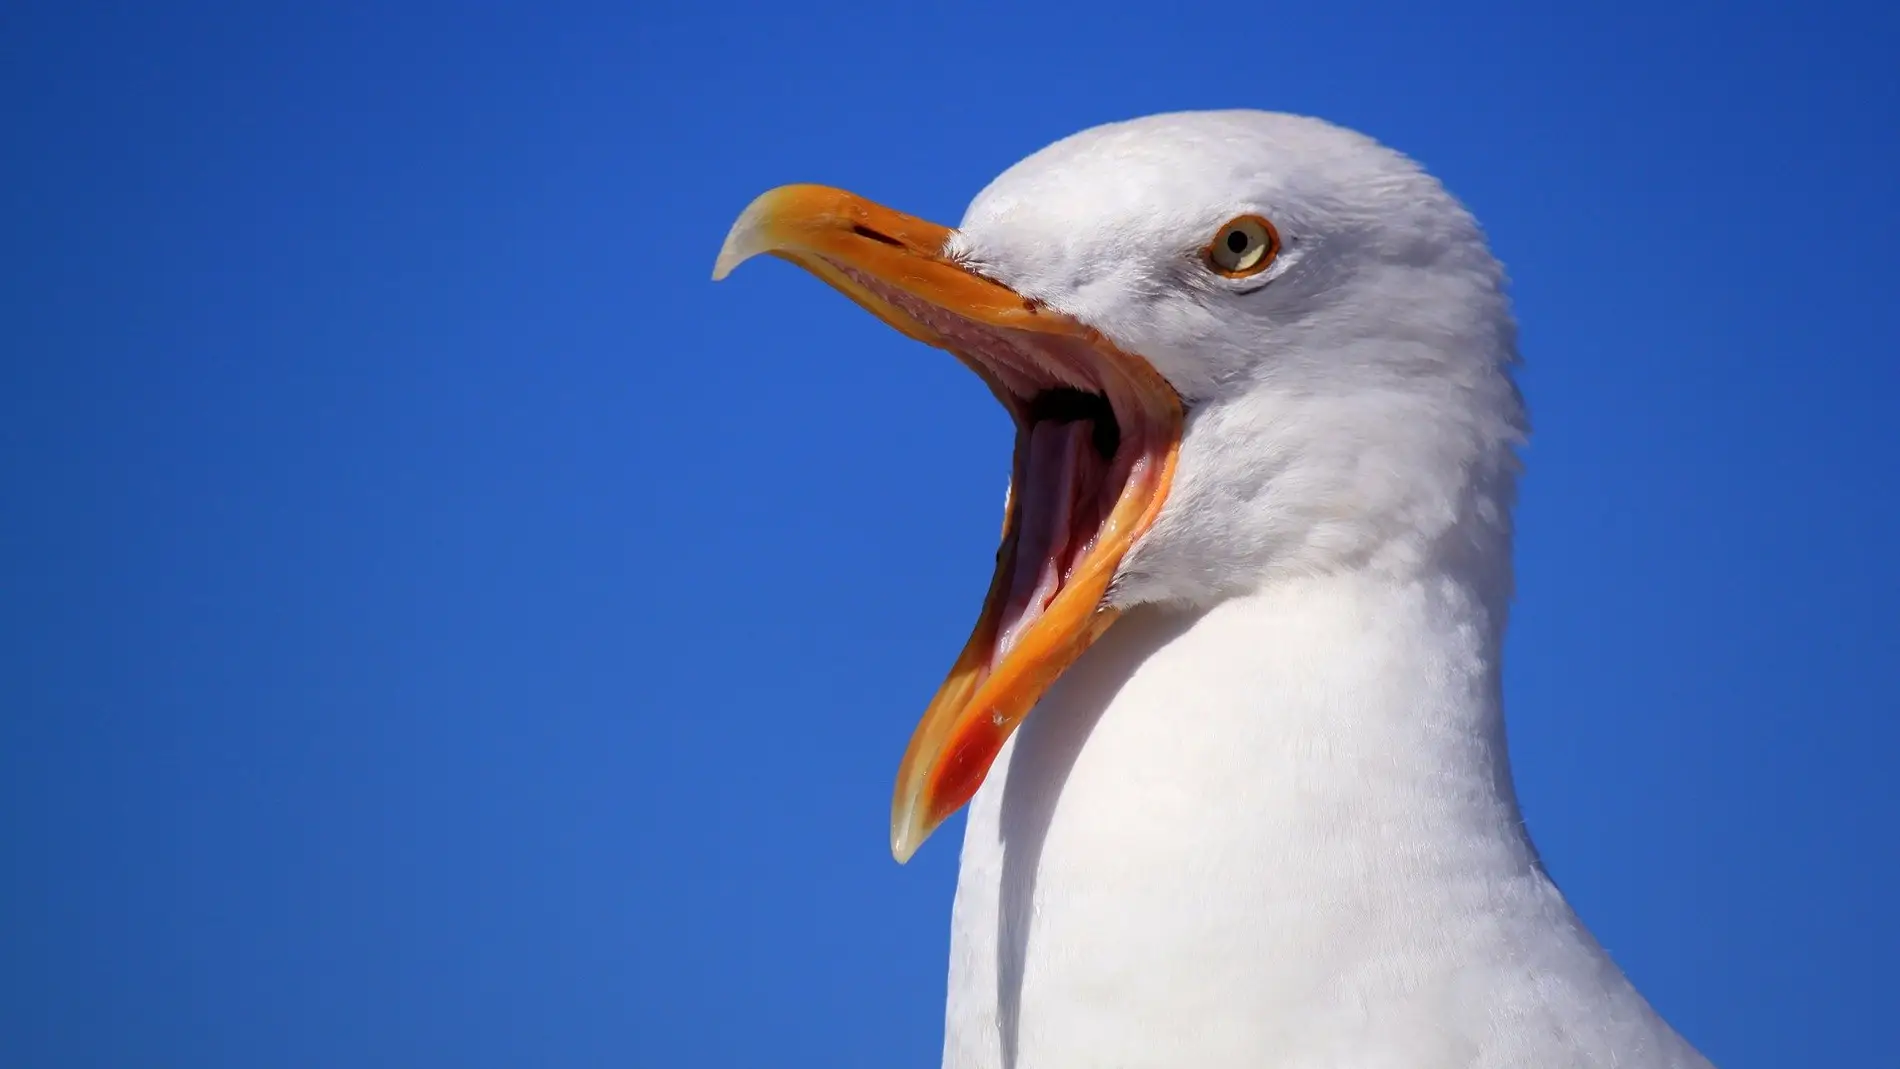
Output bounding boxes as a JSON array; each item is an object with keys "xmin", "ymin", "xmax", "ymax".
[
  {"xmin": 890, "ymin": 832, "xmax": 920, "ymax": 866},
  {"xmin": 710, "ymin": 229, "xmax": 756, "ymax": 281},
  {"xmin": 712, "ymin": 186, "xmax": 807, "ymax": 281},
  {"xmin": 890, "ymin": 800, "xmax": 938, "ymax": 865}
]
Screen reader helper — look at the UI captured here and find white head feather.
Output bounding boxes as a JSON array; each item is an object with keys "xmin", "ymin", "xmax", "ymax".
[{"xmin": 949, "ymin": 111, "xmax": 1526, "ymax": 617}]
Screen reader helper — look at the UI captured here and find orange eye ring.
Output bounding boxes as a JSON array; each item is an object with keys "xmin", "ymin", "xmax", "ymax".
[{"xmin": 1205, "ymin": 214, "xmax": 1280, "ymax": 278}]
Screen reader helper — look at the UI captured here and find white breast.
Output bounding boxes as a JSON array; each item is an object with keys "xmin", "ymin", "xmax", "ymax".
[{"xmin": 941, "ymin": 572, "xmax": 1710, "ymax": 1069}]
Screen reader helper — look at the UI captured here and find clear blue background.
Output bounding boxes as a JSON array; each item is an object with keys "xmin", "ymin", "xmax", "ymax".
[{"xmin": 4, "ymin": 3, "xmax": 1895, "ymax": 1066}]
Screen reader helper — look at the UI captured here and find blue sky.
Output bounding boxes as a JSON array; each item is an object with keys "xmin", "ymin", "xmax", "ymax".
[{"xmin": 3, "ymin": 2, "xmax": 1896, "ymax": 1066}]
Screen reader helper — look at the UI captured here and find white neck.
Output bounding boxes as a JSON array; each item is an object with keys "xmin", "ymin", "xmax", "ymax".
[{"xmin": 942, "ymin": 568, "xmax": 1709, "ymax": 1069}]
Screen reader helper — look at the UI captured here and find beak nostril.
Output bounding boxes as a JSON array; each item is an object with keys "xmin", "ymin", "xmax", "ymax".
[{"xmin": 851, "ymin": 224, "xmax": 905, "ymax": 248}]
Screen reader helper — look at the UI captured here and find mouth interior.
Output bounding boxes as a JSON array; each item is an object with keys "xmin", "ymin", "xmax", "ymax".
[{"xmin": 995, "ymin": 388, "xmax": 1122, "ymax": 662}]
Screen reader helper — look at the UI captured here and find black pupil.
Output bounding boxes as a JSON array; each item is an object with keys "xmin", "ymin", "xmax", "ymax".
[{"xmin": 1225, "ymin": 229, "xmax": 1250, "ymax": 254}]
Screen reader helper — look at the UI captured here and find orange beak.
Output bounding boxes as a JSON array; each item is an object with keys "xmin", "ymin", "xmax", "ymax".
[{"xmin": 714, "ymin": 185, "xmax": 1183, "ymax": 862}]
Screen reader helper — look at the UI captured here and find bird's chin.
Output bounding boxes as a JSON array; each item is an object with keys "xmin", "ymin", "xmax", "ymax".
[{"xmin": 713, "ymin": 184, "xmax": 1183, "ymax": 861}]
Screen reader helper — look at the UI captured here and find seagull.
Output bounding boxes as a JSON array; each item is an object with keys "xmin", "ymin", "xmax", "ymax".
[{"xmin": 714, "ymin": 110, "xmax": 1714, "ymax": 1069}]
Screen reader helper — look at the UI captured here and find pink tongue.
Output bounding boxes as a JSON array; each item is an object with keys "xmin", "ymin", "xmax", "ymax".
[{"xmin": 995, "ymin": 420, "xmax": 1089, "ymax": 662}]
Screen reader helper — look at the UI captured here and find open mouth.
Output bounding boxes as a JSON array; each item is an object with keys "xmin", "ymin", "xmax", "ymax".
[
  {"xmin": 714, "ymin": 185, "xmax": 1183, "ymax": 861},
  {"xmin": 838, "ymin": 267, "xmax": 1151, "ymax": 668}
]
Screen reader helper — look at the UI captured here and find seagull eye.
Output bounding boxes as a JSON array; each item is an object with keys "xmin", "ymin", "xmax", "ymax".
[{"xmin": 1205, "ymin": 215, "xmax": 1279, "ymax": 278}]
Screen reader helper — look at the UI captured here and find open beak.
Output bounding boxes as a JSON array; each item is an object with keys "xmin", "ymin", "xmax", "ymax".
[{"xmin": 714, "ymin": 185, "xmax": 1183, "ymax": 862}]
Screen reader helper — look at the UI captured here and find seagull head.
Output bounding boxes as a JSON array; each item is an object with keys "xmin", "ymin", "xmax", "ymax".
[{"xmin": 714, "ymin": 110, "xmax": 1526, "ymax": 861}]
